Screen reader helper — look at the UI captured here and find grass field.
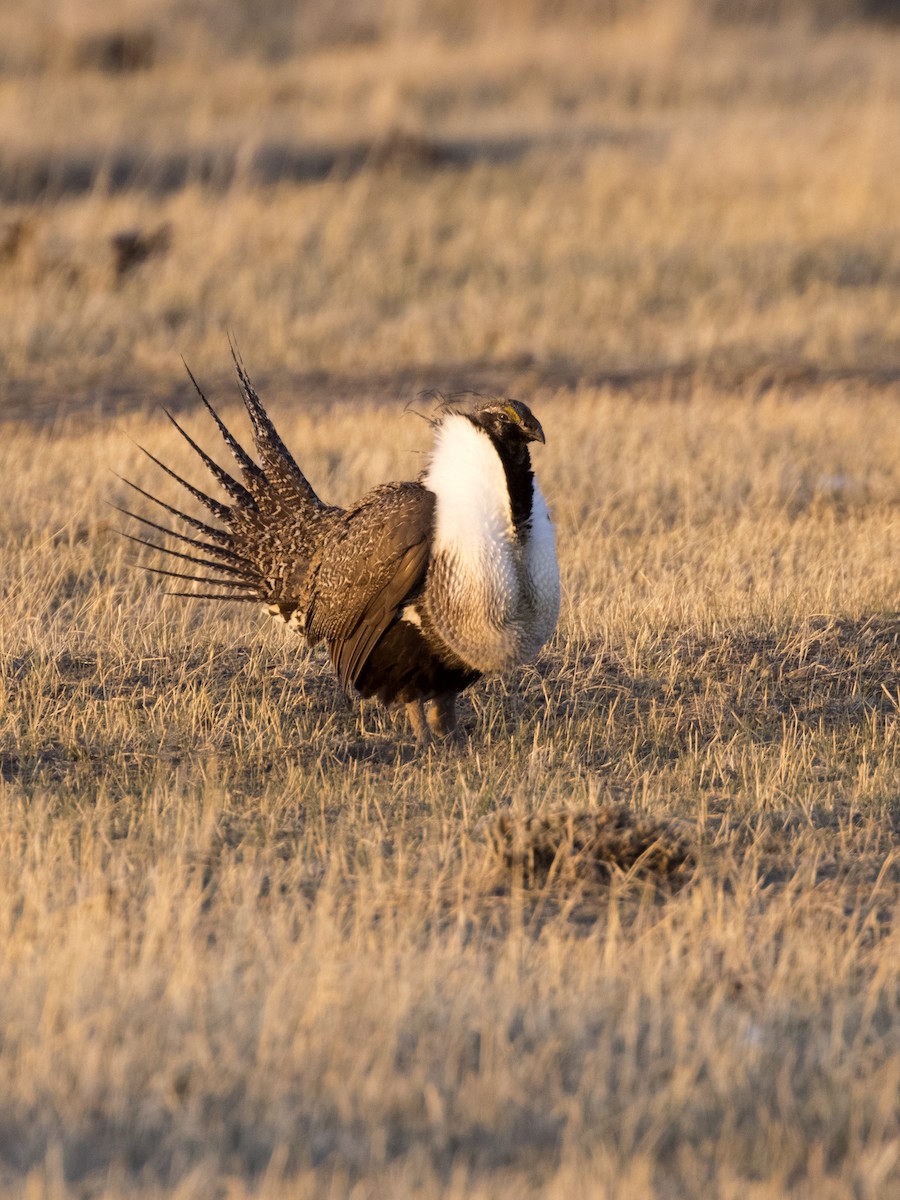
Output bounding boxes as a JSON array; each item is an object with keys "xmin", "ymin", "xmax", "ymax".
[{"xmin": 1, "ymin": 2, "xmax": 899, "ymax": 1197}]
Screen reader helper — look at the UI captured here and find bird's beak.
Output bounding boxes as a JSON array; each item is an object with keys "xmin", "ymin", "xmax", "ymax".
[{"xmin": 526, "ymin": 419, "xmax": 545, "ymax": 445}]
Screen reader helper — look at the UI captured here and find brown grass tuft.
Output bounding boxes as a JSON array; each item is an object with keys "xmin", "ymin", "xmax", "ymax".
[
  {"xmin": 487, "ymin": 806, "xmax": 695, "ymax": 888},
  {"xmin": 110, "ymin": 222, "xmax": 172, "ymax": 280}
]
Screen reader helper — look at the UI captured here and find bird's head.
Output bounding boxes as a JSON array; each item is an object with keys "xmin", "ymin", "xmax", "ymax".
[{"xmin": 468, "ymin": 399, "xmax": 545, "ymax": 450}]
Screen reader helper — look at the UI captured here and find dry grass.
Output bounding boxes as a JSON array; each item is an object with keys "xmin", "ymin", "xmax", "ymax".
[
  {"xmin": 485, "ymin": 806, "xmax": 695, "ymax": 887},
  {"xmin": 1, "ymin": 3, "xmax": 900, "ymax": 1196},
  {"xmin": 1, "ymin": 383, "xmax": 899, "ymax": 1198},
  {"xmin": 1, "ymin": 5, "xmax": 900, "ymax": 405}
]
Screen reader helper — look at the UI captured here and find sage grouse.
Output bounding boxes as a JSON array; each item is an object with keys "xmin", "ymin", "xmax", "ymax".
[{"xmin": 122, "ymin": 354, "xmax": 560, "ymax": 743}]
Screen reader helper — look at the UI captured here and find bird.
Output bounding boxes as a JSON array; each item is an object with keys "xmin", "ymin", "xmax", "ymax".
[{"xmin": 118, "ymin": 349, "xmax": 560, "ymax": 744}]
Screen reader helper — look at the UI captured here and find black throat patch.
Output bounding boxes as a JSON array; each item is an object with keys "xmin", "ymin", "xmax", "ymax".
[{"xmin": 490, "ymin": 438, "xmax": 534, "ymax": 535}]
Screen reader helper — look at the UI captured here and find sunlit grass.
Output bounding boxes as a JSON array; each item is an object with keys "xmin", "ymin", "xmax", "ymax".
[
  {"xmin": 1, "ymin": 383, "xmax": 898, "ymax": 1197},
  {"xmin": 1, "ymin": 3, "xmax": 899, "ymax": 1193},
  {"xmin": 1, "ymin": 13, "xmax": 900, "ymax": 401}
]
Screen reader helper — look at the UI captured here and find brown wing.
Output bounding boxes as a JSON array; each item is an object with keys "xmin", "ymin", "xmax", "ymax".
[{"xmin": 303, "ymin": 482, "xmax": 435, "ymax": 695}]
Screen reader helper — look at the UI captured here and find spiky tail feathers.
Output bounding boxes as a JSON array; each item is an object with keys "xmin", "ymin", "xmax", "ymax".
[{"xmin": 116, "ymin": 348, "xmax": 341, "ymax": 623}]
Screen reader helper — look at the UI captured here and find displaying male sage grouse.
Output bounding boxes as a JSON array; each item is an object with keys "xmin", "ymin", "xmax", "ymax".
[{"xmin": 121, "ymin": 352, "xmax": 560, "ymax": 743}]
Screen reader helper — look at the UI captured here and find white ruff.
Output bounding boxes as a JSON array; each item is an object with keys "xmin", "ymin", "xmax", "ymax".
[
  {"xmin": 425, "ymin": 414, "xmax": 516, "ymax": 581},
  {"xmin": 521, "ymin": 486, "xmax": 561, "ymax": 654},
  {"xmin": 423, "ymin": 414, "xmax": 559, "ymax": 672}
]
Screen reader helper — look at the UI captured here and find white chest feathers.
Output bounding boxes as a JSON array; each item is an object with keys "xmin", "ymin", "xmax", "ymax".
[{"xmin": 422, "ymin": 414, "xmax": 560, "ymax": 673}]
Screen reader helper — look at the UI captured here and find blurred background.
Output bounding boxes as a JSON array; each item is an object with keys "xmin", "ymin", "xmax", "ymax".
[{"xmin": 1, "ymin": 0, "xmax": 899, "ymax": 418}]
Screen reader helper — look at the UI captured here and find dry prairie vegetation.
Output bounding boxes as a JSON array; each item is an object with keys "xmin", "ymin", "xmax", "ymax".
[
  {"xmin": 1, "ymin": 2, "xmax": 900, "ymax": 1197},
  {"xmin": 2, "ymin": 2, "xmax": 900, "ymax": 407},
  {"xmin": 2, "ymin": 384, "xmax": 899, "ymax": 1198}
]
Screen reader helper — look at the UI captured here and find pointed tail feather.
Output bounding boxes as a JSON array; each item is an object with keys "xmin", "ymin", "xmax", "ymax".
[
  {"xmin": 135, "ymin": 442, "xmax": 233, "ymax": 525},
  {"xmin": 115, "ymin": 474, "xmax": 232, "ymax": 544},
  {"xmin": 161, "ymin": 407, "xmax": 256, "ymax": 508},
  {"xmin": 138, "ymin": 563, "xmax": 260, "ymax": 590},
  {"xmin": 228, "ymin": 336, "xmax": 321, "ymax": 505},
  {"xmin": 164, "ymin": 590, "xmax": 261, "ymax": 603},
  {"xmin": 118, "ymin": 529, "xmax": 251, "ymax": 578},
  {"xmin": 108, "ymin": 501, "xmax": 250, "ymax": 565},
  {"xmin": 182, "ymin": 359, "xmax": 264, "ymax": 483}
]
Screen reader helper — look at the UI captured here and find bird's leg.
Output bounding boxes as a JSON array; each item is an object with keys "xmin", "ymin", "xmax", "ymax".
[
  {"xmin": 405, "ymin": 699, "xmax": 431, "ymax": 746},
  {"xmin": 426, "ymin": 694, "xmax": 458, "ymax": 739},
  {"xmin": 357, "ymin": 697, "xmax": 379, "ymax": 737}
]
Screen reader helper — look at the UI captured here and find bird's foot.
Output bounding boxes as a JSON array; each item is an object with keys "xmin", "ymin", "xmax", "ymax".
[
  {"xmin": 404, "ymin": 699, "xmax": 431, "ymax": 748},
  {"xmin": 426, "ymin": 695, "xmax": 462, "ymax": 745},
  {"xmin": 404, "ymin": 697, "xmax": 463, "ymax": 748}
]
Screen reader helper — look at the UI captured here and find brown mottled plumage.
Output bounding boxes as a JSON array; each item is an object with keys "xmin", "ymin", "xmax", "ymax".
[{"xmin": 120, "ymin": 348, "xmax": 559, "ymax": 743}]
